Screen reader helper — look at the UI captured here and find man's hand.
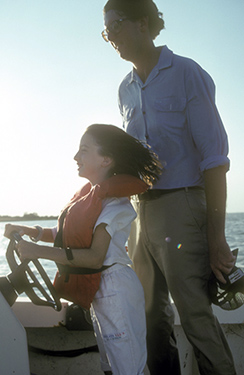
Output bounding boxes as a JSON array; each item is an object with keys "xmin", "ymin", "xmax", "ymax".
[{"xmin": 208, "ymin": 238, "xmax": 236, "ymax": 283}]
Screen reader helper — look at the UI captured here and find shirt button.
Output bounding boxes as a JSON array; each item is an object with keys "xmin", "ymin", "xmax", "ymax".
[{"xmin": 143, "ymin": 111, "xmax": 146, "ymax": 115}]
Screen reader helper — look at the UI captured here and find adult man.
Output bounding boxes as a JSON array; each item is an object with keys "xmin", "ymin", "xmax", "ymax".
[{"xmin": 102, "ymin": 1, "xmax": 237, "ymax": 374}]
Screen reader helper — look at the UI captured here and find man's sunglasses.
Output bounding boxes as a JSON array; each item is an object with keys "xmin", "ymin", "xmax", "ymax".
[{"xmin": 101, "ymin": 18, "xmax": 129, "ymax": 42}]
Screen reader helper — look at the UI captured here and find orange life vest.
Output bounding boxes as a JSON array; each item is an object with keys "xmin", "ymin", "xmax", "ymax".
[{"xmin": 53, "ymin": 174, "xmax": 148, "ymax": 309}]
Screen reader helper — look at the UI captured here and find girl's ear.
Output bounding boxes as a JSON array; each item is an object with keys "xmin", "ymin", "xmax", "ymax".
[{"xmin": 102, "ymin": 156, "xmax": 114, "ymax": 168}]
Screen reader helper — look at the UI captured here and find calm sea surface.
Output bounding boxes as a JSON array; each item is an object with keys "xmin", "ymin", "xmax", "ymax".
[{"xmin": 0, "ymin": 213, "xmax": 243, "ymax": 283}]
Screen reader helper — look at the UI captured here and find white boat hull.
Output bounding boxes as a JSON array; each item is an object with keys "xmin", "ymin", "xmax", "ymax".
[{"xmin": 1, "ymin": 293, "xmax": 243, "ymax": 375}]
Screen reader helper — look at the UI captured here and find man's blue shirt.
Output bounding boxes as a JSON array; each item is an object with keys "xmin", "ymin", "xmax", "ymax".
[{"xmin": 118, "ymin": 46, "xmax": 229, "ymax": 189}]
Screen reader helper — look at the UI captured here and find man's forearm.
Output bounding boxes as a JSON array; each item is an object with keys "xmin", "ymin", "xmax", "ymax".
[
  {"xmin": 203, "ymin": 165, "xmax": 236, "ymax": 282},
  {"xmin": 204, "ymin": 165, "xmax": 228, "ymax": 237}
]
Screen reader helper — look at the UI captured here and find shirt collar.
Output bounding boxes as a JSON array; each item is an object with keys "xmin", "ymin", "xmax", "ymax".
[{"xmin": 128, "ymin": 45, "xmax": 173, "ymax": 84}]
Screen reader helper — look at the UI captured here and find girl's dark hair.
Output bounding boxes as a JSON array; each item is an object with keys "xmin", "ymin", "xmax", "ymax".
[
  {"xmin": 103, "ymin": 0, "xmax": 165, "ymax": 40},
  {"xmin": 85, "ymin": 124, "xmax": 162, "ymax": 186}
]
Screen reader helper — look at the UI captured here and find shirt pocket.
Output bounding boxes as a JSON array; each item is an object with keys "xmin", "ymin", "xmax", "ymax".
[
  {"xmin": 153, "ymin": 96, "xmax": 187, "ymax": 134},
  {"xmin": 154, "ymin": 96, "xmax": 186, "ymax": 112}
]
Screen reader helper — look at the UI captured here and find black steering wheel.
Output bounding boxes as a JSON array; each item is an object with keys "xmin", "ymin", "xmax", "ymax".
[{"xmin": 4, "ymin": 232, "xmax": 62, "ymax": 311}]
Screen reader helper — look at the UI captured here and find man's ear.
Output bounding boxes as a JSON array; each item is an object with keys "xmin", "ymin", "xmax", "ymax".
[{"xmin": 138, "ymin": 16, "xmax": 149, "ymax": 32}]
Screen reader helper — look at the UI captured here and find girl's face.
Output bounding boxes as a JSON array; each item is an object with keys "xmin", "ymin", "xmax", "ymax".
[{"xmin": 74, "ymin": 133, "xmax": 112, "ymax": 185}]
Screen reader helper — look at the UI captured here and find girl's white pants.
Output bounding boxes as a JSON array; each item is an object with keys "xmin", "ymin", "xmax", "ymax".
[{"xmin": 91, "ymin": 264, "xmax": 147, "ymax": 375}]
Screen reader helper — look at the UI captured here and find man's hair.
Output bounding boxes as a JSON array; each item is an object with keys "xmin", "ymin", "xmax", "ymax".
[
  {"xmin": 103, "ymin": 0, "xmax": 165, "ymax": 40},
  {"xmin": 84, "ymin": 124, "xmax": 162, "ymax": 185}
]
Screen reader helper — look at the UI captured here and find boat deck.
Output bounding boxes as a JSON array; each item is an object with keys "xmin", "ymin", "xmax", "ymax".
[{"xmin": 9, "ymin": 300, "xmax": 244, "ymax": 375}]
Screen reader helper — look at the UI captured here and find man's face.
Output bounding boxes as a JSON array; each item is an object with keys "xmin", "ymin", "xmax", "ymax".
[{"xmin": 103, "ymin": 10, "xmax": 143, "ymax": 62}]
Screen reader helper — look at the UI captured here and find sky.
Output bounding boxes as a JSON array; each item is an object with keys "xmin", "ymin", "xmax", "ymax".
[{"xmin": 0, "ymin": 0, "xmax": 243, "ymax": 216}]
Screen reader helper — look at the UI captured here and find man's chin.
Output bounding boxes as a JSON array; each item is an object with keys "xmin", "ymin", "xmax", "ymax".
[{"xmin": 116, "ymin": 49, "xmax": 130, "ymax": 62}]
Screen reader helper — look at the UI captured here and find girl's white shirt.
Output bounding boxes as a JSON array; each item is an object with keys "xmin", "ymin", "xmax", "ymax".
[{"xmin": 94, "ymin": 197, "xmax": 136, "ymax": 266}]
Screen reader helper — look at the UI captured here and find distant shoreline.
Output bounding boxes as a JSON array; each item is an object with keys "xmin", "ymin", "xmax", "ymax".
[
  {"xmin": 0, "ymin": 214, "xmax": 58, "ymax": 222},
  {"xmin": 1, "ymin": 212, "xmax": 243, "ymax": 223}
]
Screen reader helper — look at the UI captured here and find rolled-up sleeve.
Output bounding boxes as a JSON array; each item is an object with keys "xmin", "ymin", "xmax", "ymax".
[{"xmin": 186, "ymin": 63, "xmax": 230, "ymax": 172}]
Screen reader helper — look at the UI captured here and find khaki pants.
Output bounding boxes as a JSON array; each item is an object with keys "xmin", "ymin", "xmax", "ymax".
[{"xmin": 129, "ymin": 189, "xmax": 236, "ymax": 375}]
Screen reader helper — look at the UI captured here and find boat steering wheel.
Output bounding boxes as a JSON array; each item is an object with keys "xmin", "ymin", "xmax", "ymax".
[{"xmin": 5, "ymin": 232, "xmax": 62, "ymax": 311}]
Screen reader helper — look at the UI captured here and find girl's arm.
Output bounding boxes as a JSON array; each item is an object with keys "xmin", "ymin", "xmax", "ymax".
[
  {"xmin": 15, "ymin": 223, "xmax": 111, "ymax": 269},
  {"xmin": 4, "ymin": 223, "xmax": 55, "ymax": 243}
]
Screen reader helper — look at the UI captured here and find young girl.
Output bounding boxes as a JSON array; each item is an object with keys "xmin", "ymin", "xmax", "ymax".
[{"xmin": 4, "ymin": 124, "xmax": 162, "ymax": 375}]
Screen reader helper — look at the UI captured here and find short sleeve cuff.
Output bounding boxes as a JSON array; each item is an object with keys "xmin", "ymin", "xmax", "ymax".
[
  {"xmin": 105, "ymin": 223, "xmax": 114, "ymax": 238},
  {"xmin": 51, "ymin": 227, "xmax": 58, "ymax": 240}
]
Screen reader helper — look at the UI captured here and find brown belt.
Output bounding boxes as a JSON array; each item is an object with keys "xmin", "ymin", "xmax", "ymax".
[{"xmin": 138, "ymin": 186, "xmax": 204, "ymax": 201}]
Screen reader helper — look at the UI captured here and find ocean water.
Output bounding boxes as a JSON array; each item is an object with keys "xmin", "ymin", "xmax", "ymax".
[
  {"xmin": 0, "ymin": 213, "xmax": 243, "ymax": 283},
  {"xmin": 0, "ymin": 219, "xmax": 58, "ymax": 282}
]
